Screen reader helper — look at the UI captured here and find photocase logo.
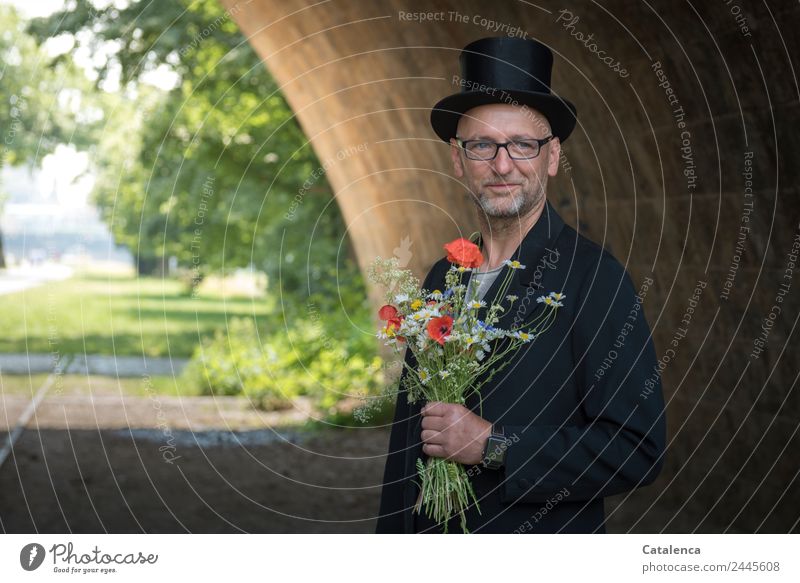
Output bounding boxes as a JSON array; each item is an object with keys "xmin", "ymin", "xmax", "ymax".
[
  {"xmin": 393, "ymin": 235, "xmax": 413, "ymax": 267},
  {"xmin": 20, "ymin": 543, "xmax": 46, "ymax": 571}
]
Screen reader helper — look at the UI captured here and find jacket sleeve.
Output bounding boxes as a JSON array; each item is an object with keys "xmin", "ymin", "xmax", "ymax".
[
  {"xmin": 499, "ymin": 253, "xmax": 666, "ymax": 504},
  {"xmin": 375, "ymin": 262, "xmax": 437, "ymax": 532}
]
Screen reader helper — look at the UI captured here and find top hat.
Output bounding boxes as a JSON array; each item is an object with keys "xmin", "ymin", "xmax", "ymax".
[{"xmin": 430, "ymin": 37, "xmax": 577, "ymax": 143}]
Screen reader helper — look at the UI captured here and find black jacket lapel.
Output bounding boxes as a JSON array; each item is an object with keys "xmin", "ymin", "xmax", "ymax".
[{"xmin": 467, "ymin": 199, "xmax": 567, "ymax": 329}]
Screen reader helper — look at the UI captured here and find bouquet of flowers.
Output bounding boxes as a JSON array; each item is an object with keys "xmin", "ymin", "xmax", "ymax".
[{"xmin": 367, "ymin": 236, "xmax": 566, "ymax": 533}]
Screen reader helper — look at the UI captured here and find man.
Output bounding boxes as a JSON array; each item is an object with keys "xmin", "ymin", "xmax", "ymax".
[{"xmin": 376, "ymin": 37, "xmax": 666, "ymax": 533}]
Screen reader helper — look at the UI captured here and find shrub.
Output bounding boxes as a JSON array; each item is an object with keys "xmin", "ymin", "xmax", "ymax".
[{"xmin": 182, "ymin": 309, "xmax": 386, "ymax": 414}]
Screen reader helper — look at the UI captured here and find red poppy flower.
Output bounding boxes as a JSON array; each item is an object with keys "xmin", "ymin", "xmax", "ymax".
[
  {"xmin": 427, "ymin": 315, "xmax": 453, "ymax": 346},
  {"xmin": 386, "ymin": 319, "xmax": 405, "ymax": 339},
  {"xmin": 378, "ymin": 305, "xmax": 398, "ymax": 320},
  {"xmin": 443, "ymin": 238, "xmax": 483, "ymax": 269},
  {"xmin": 379, "ymin": 304, "xmax": 404, "ymax": 340}
]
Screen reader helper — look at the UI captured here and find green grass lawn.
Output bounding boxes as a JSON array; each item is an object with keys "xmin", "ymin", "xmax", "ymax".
[
  {"xmin": 0, "ymin": 272, "xmax": 272, "ymax": 358},
  {"xmin": 0, "ymin": 372, "xmax": 182, "ymax": 397}
]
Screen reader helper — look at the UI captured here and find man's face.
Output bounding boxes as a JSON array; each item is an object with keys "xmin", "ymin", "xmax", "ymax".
[{"xmin": 449, "ymin": 103, "xmax": 561, "ymax": 220}]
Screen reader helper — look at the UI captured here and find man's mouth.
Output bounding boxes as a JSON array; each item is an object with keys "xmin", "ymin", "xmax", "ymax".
[{"xmin": 485, "ymin": 183, "xmax": 521, "ymax": 191}]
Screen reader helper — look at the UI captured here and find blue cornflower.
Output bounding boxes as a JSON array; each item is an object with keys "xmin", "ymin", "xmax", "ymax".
[{"xmin": 477, "ymin": 320, "xmax": 496, "ymax": 332}]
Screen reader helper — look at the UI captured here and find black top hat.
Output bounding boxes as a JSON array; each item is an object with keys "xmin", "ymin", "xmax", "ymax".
[{"xmin": 430, "ymin": 37, "xmax": 577, "ymax": 143}]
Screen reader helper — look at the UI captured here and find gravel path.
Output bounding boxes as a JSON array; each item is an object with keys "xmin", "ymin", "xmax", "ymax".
[
  {"xmin": 0, "ymin": 374, "xmax": 389, "ymax": 533},
  {"xmin": 0, "ymin": 353, "xmax": 189, "ymax": 376},
  {"xmin": 0, "ymin": 264, "xmax": 73, "ymax": 296}
]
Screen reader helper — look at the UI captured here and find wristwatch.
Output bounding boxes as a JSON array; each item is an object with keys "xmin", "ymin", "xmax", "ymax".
[{"xmin": 481, "ymin": 423, "xmax": 509, "ymax": 470}]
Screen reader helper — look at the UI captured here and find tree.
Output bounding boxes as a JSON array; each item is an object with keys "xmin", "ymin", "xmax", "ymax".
[
  {"xmin": 1, "ymin": 5, "xmax": 89, "ymax": 267},
  {"xmin": 28, "ymin": 0, "xmax": 360, "ymax": 304}
]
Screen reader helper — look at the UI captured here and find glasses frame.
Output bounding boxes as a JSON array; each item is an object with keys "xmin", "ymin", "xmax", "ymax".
[{"xmin": 455, "ymin": 135, "xmax": 555, "ymax": 161}]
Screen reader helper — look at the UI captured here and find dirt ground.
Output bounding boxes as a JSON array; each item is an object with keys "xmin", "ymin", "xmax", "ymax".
[
  {"xmin": 0, "ymin": 375, "xmax": 724, "ymax": 534},
  {"xmin": 0, "ymin": 375, "xmax": 389, "ymax": 533}
]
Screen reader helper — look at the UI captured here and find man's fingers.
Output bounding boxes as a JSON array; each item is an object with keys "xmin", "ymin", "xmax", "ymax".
[
  {"xmin": 422, "ymin": 443, "xmax": 447, "ymax": 458},
  {"xmin": 420, "ymin": 429, "xmax": 444, "ymax": 444},
  {"xmin": 421, "ymin": 401, "xmax": 447, "ymax": 416},
  {"xmin": 421, "ymin": 415, "xmax": 446, "ymax": 431}
]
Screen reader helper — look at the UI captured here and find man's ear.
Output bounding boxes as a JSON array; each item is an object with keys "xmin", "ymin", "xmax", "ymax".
[
  {"xmin": 450, "ymin": 138, "xmax": 465, "ymax": 178},
  {"xmin": 547, "ymin": 137, "xmax": 561, "ymax": 178}
]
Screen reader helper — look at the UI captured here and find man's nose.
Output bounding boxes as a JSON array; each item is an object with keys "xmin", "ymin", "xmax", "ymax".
[{"xmin": 492, "ymin": 145, "xmax": 514, "ymax": 174}]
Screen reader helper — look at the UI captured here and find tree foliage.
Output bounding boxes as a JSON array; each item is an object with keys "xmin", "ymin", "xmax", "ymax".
[
  {"xmin": 1, "ymin": 4, "xmax": 93, "ymax": 267},
  {"xmin": 28, "ymin": 0, "xmax": 359, "ymax": 304},
  {"xmin": 1, "ymin": 5, "xmax": 89, "ymax": 166}
]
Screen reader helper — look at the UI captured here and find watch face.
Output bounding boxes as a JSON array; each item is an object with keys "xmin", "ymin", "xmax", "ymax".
[{"xmin": 483, "ymin": 436, "xmax": 507, "ymax": 468}]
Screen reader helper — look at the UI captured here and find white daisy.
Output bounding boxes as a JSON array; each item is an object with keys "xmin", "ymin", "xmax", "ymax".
[
  {"xmin": 548, "ymin": 291, "xmax": 566, "ymax": 307},
  {"xmin": 419, "ymin": 368, "xmax": 431, "ymax": 385},
  {"xmin": 503, "ymin": 259, "xmax": 526, "ymax": 269}
]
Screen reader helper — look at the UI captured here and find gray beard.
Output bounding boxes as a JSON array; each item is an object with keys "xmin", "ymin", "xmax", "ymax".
[{"xmin": 471, "ymin": 184, "xmax": 543, "ymax": 219}]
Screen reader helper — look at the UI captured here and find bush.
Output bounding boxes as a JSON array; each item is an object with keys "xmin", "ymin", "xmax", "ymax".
[{"xmin": 182, "ymin": 309, "xmax": 387, "ymax": 414}]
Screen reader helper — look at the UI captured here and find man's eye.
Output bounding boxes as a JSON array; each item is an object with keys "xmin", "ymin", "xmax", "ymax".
[
  {"xmin": 513, "ymin": 141, "xmax": 535, "ymax": 150},
  {"xmin": 470, "ymin": 142, "xmax": 493, "ymax": 150}
]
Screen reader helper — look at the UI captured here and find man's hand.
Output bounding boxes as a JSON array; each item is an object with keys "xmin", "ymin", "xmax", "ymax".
[{"xmin": 420, "ymin": 401, "xmax": 492, "ymax": 465}]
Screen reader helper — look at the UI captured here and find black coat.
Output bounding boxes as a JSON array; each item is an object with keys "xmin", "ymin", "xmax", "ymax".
[{"xmin": 375, "ymin": 199, "xmax": 666, "ymax": 533}]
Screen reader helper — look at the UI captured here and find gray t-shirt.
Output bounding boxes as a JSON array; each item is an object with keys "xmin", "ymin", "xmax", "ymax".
[{"xmin": 465, "ymin": 264, "xmax": 504, "ymax": 302}]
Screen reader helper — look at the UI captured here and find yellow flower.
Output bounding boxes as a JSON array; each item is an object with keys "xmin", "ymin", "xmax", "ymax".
[{"xmin": 411, "ymin": 299, "xmax": 423, "ymax": 310}]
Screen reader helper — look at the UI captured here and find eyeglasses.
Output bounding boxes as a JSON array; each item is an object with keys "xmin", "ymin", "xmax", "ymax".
[{"xmin": 455, "ymin": 136, "xmax": 554, "ymax": 161}]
